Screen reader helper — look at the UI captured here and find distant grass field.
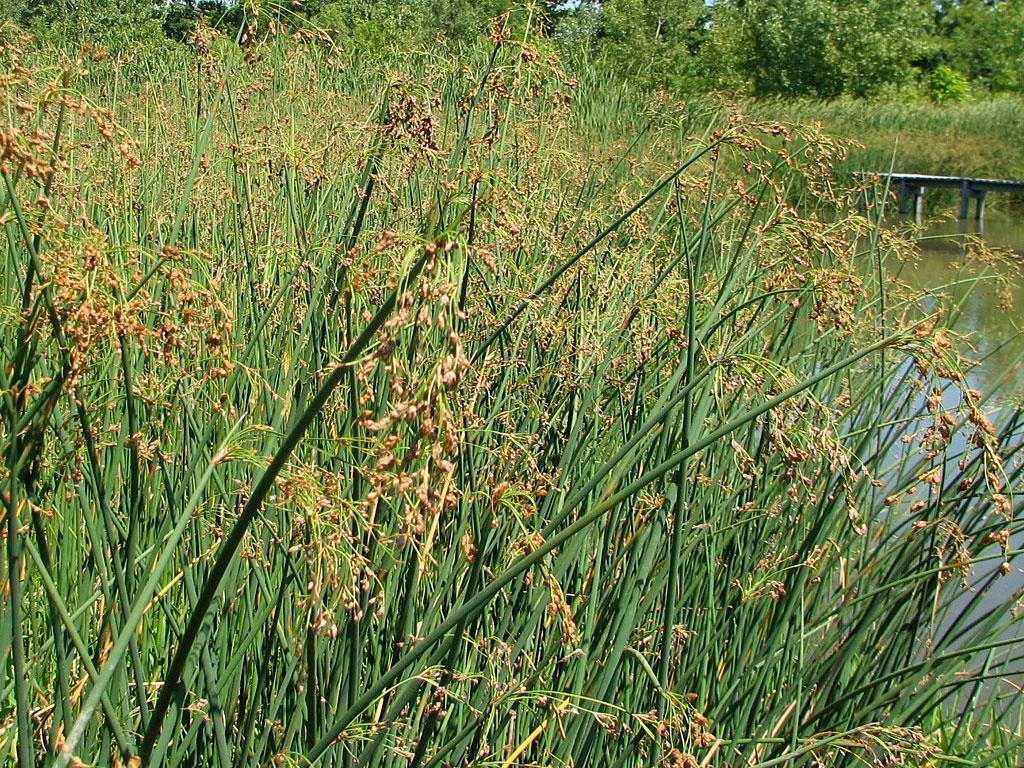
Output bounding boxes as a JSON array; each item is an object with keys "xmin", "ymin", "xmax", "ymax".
[
  {"xmin": 744, "ymin": 97, "xmax": 1024, "ymax": 214},
  {"xmin": 2, "ymin": 26, "xmax": 1023, "ymax": 768}
]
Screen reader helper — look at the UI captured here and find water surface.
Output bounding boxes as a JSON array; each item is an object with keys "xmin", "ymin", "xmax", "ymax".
[
  {"xmin": 901, "ymin": 215, "xmax": 1024, "ymax": 400},
  {"xmin": 898, "ymin": 214, "xmax": 1024, "ymax": 707}
]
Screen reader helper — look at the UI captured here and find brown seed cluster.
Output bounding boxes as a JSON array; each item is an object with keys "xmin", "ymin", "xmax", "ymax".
[
  {"xmin": 357, "ymin": 237, "xmax": 468, "ymax": 544},
  {"xmin": 382, "ymin": 81, "xmax": 440, "ymax": 161},
  {"xmin": 907, "ymin": 324, "xmax": 1012, "ymax": 521}
]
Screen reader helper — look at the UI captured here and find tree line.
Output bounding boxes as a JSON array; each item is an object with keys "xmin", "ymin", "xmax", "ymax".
[{"xmin": 3, "ymin": 0, "xmax": 1023, "ymax": 100}]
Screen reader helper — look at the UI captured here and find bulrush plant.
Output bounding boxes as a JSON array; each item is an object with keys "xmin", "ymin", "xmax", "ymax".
[{"xmin": 1, "ymin": 20, "xmax": 1022, "ymax": 768}]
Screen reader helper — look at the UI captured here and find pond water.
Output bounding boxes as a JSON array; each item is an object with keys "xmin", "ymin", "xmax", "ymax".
[
  {"xmin": 901, "ymin": 214, "xmax": 1024, "ymax": 401},
  {"xmin": 896, "ymin": 213, "xmax": 1024, "ymax": 710}
]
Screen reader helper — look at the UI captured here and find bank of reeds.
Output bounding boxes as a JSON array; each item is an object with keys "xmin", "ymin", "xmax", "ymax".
[{"xmin": 1, "ymin": 25, "xmax": 1022, "ymax": 768}]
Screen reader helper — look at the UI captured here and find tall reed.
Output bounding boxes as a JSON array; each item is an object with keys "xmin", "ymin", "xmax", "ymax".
[{"xmin": 1, "ymin": 23, "xmax": 1021, "ymax": 768}]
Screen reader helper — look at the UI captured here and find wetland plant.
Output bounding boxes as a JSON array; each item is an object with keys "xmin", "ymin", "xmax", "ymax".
[{"xmin": 1, "ymin": 26, "xmax": 1022, "ymax": 768}]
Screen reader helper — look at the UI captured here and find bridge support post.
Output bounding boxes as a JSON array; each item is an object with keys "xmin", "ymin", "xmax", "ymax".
[
  {"xmin": 959, "ymin": 181, "xmax": 987, "ymax": 223},
  {"xmin": 898, "ymin": 181, "xmax": 911, "ymax": 216},
  {"xmin": 915, "ymin": 186, "xmax": 925, "ymax": 224}
]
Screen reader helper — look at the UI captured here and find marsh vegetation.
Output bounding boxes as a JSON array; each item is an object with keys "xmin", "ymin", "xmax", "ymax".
[{"xmin": 1, "ymin": 12, "xmax": 1023, "ymax": 768}]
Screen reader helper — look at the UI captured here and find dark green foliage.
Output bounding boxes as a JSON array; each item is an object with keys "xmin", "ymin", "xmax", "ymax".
[
  {"xmin": 8, "ymin": 0, "xmax": 1024, "ymax": 98},
  {"xmin": 590, "ymin": 0, "xmax": 709, "ymax": 92},
  {"xmin": 307, "ymin": 0, "xmax": 546, "ymax": 49},
  {"xmin": 934, "ymin": 0, "xmax": 1024, "ymax": 92},
  {"xmin": 160, "ymin": 1, "xmax": 243, "ymax": 43},
  {"xmin": 22, "ymin": 0, "xmax": 165, "ymax": 50},
  {"xmin": 564, "ymin": 0, "xmax": 1024, "ymax": 98},
  {"xmin": 704, "ymin": 0, "xmax": 932, "ymax": 98},
  {"xmin": 309, "ymin": 0, "xmax": 430, "ymax": 50},
  {"xmin": 740, "ymin": 0, "xmax": 847, "ymax": 97}
]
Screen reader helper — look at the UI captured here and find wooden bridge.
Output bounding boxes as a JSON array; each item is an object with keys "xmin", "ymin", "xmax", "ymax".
[{"xmin": 859, "ymin": 173, "xmax": 1024, "ymax": 222}]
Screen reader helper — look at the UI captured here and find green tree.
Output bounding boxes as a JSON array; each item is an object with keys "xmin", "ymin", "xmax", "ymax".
[
  {"xmin": 160, "ymin": 1, "xmax": 243, "ymax": 43},
  {"xmin": 722, "ymin": 0, "xmax": 931, "ymax": 98},
  {"xmin": 25, "ymin": 0, "xmax": 164, "ymax": 49},
  {"xmin": 691, "ymin": 2, "xmax": 750, "ymax": 93},
  {"xmin": 310, "ymin": 0, "xmax": 423, "ymax": 50},
  {"xmin": 741, "ymin": 0, "xmax": 844, "ymax": 97},
  {"xmin": 309, "ymin": 0, "xmax": 538, "ymax": 48},
  {"xmin": 593, "ymin": 0, "xmax": 710, "ymax": 92},
  {"xmin": 838, "ymin": 0, "xmax": 932, "ymax": 97},
  {"xmin": 935, "ymin": 0, "xmax": 1024, "ymax": 91}
]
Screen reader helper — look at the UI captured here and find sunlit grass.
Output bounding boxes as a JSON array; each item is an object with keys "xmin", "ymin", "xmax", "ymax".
[{"xmin": 1, "ymin": 25, "xmax": 1022, "ymax": 768}]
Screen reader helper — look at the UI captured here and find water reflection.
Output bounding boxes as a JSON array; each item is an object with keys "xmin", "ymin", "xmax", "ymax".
[
  {"xmin": 894, "ymin": 214, "xmax": 1024, "ymax": 696},
  {"xmin": 899, "ymin": 214, "xmax": 1024, "ymax": 401}
]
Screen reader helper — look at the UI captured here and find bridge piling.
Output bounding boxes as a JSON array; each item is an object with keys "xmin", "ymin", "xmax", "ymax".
[
  {"xmin": 898, "ymin": 181, "xmax": 910, "ymax": 216},
  {"xmin": 959, "ymin": 180, "xmax": 987, "ymax": 221},
  {"xmin": 897, "ymin": 182, "xmax": 927, "ymax": 223}
]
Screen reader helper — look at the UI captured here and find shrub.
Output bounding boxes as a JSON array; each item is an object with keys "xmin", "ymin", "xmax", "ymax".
[{"xmin": 929, "ymin": 64, "xmax": 971, "ymax": 104}]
